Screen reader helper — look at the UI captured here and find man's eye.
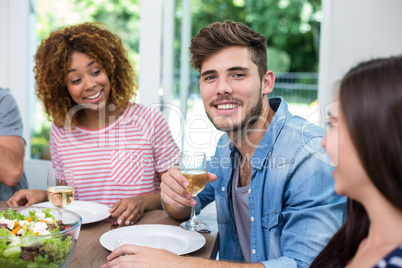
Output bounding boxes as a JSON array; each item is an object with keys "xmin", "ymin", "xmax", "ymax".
[
  {"xmin": 204, "ymin": 75, "xmax": 216, "ymax": 81},
  {"xmin": 233, "ymin": 73, "xmax": 245, "ymax": 78}
]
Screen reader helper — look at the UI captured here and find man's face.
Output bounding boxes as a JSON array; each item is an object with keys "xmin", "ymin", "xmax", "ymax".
[{"xmin": 199, "ymin": 46, "xmax": 273, "ymax": 132}]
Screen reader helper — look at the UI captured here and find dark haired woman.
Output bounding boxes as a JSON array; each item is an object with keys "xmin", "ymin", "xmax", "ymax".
[
  {"xmin": 6, "ymin": 23, "xmax": 180, "ymax": 226},
  {"xmin": 311, "ymin": 56, "xmax": 402, "ymax": 267}
]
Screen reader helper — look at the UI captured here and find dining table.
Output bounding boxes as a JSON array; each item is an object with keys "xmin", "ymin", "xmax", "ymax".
[{"xmin": 0, "ymin": 201, "xmax": 219, "ymax": 268}]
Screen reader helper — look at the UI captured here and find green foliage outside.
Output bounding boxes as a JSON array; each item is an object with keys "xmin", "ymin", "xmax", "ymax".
[
  {"xmin": 190, "ymin": 0, "xmax": 321, "ymax": 72},
  {"xmin": 267, "ymin": 47, "xmax": 291, "ymax": 72},
  {"xmin": 245, "ymin": 0, "xmax": 321, "ymax": 72},
  {"xmin": 31, "ymin": 123, "xmax": 51, "ymax": 160},
  {"xmin": 31, "ymin": 0, "xmax": 321, "ymax": 159}
]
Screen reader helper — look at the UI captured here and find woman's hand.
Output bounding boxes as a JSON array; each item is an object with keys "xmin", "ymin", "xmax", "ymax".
[
  {"xmin": 6, "ymin": 189, "xmax": 47, "ymax": 207},
  {"xmin": 108, "ymin": 191, "xmax": 162, "ymax": 226},
  {"xmin": 109, "ymin": 196, "xmax": 146, "ymax": 226}
]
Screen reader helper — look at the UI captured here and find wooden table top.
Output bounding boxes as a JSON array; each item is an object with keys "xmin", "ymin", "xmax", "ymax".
[{"xmin": 0, "ymin": 201, "xmax": 218, "ymax": 268}]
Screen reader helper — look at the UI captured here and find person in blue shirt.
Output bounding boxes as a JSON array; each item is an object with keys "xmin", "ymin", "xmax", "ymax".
[
  {"xmin": 0, "ymin": 87, "xmax": 28, "ymax": 201},
  {"xmin": 102, "ymin": 20, "xmax": 346, "ymax": 268}
]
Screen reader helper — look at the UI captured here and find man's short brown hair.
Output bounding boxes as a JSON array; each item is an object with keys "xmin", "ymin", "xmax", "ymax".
[{"xmin": 189, "ymin": 20, "xmax": 267, "ymax": 80}]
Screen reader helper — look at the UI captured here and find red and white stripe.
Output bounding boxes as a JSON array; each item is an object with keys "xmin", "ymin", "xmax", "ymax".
[{"xmin": 49, "ymin": 103, "xmax": 180, "ymax": 207}]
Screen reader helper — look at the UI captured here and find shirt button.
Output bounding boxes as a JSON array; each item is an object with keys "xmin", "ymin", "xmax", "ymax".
[
  {"xmin": 250, "ymin": 216, "xmax": 255, "ymax": 222},
  {"xmin": 252, "ymin": 249, "xmax": 256, "ymax": 255},
  {"xmin": 248, "ymin": 189, "xmax": 252, "ymax": 194},
  {"xmin": 221, "ymin": 187, "xmax": 225, "ymax": 192}
]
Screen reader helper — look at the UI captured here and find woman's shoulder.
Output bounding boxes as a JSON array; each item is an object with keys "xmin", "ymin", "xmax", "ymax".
[{"xmin": 374, "ymin": 245, "xmax": 402, "ymax": 268}]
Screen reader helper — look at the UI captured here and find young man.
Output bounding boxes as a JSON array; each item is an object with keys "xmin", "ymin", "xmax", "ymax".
[
  {"xmin": 103, "ymin": 20, "xmax": 345, "ymax": 268},
  {"xmin": 0, "ymin": 87, "xmax": 28, "ymax": 201}
]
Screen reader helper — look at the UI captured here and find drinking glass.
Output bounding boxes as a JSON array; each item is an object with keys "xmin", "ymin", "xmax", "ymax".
[
  {"xmin": 179, "ymin": 151, "xmax": 208, "ymax": 231},
  {"xmin": 47, "ymin": 169, "xmax": 75, "ymax": 208}
]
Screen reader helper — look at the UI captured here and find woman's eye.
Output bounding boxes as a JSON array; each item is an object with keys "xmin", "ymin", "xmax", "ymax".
[
  {"xmin": 71, "ymin": 78, "xmax": 81, "ymax": 84},
  {"xmin": 326, "ymin": 120, "xmax": 337, "ymax": 129},
  {"xmin": 92, "ymin": 69, "xmax": 101, "ymax": 75}
]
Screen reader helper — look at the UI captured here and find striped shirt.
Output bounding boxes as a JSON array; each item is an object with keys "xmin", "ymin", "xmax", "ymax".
[{"xmin": 50, "ymin": 103, "xmax": 180, "ymax": 207}]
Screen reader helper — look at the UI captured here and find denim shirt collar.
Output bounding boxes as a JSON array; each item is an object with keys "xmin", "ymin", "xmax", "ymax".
[{"xmin": 228, "ymin": 97, "xmax": 288, "ymax": 170}]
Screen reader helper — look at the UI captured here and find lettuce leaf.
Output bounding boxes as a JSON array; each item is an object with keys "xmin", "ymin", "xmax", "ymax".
[{"xmin": 0, "ymin": 208, "xmax": 75, "ymax": 267}]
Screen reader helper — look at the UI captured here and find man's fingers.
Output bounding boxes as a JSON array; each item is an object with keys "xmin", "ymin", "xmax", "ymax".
[
  {"xmin": 108, "ymin": 245, "xmax": 141, "ymax": 261},
  {"xmin": 161, "ymin": 193, "xmax": 189, "ymax": 208},
  {"xmin": 162, "ymin": 168, "xmax": 192, "ymax": 198},
  {"xmin": 168, "ymin": 167, "xmax": 190, "ymax": 189},
  {"xmin": 6, "ymin": 191, "xmax": 26, "ymax": 207},
  {"xmin": 6, "ymin": 199, "xmax": 17, "ymax": 207},
  {"xmin": 207, "ymin": 172, "xmax": 217, "ymax": 182},
  {"xmin": 161, "ymin": 182, "xmax": 193, "ymax": 207}
]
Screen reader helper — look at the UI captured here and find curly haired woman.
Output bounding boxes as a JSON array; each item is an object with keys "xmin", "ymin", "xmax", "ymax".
[{"xmin": 7, "ymin": 23, "xmax": 180, "ymax": 226}]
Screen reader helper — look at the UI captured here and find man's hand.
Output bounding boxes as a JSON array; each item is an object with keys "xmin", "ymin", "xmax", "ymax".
[
  {"xmin": 160, "ymin": 167, "xmax": 217, "ymax": 208},
  {"xmin": 101, "ymin": 244, "xmax": 264, "ymax": 268},
  {"xmin": 6, "ymin": 189, "xmax": 47, "ymax": 207},
  {"xmin": 102, "ymin": 245, "xmax": 188, "ymax": 268}
]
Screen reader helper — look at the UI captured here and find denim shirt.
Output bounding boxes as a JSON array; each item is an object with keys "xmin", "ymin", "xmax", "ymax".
[{"xmin": 195, "ymin": 97, "xmax": 346, "ymax": 268}]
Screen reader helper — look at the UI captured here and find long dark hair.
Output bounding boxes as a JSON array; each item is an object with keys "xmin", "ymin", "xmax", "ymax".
[{"xmin": 310, "ymin": 56, "xmax": 402, "ymax": 267}]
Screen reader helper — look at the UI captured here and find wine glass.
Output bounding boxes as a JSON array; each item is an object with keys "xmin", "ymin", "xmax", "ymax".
[
  {"xmin": 179, "ymin": 151, "xmax": 208, "ymax": 231},
  {"xmin": 47, "ymin": 169, "xmax": 75, "ymax": 209}
]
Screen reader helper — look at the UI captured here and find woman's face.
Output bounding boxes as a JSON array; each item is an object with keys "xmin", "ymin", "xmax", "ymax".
[
  {"xmin": 321, "ymin": 101, "xmax": 371, "ymax": 200},
  {"xmin": 65, "ymin": 51, "xmax": 111, "ymax": 113}
]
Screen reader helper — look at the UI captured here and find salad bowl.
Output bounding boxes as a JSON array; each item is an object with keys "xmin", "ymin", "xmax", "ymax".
[{"xmin": 0, "ymin": 206, "xmax": 82, "ymax": 268}]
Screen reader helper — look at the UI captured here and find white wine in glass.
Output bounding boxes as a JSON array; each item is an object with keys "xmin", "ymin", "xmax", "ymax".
[
  {"xmin": 179, "ymin": 152, "xmax": 208, "ymax": 231},
  {"xmin": 182, "ymin": 170, "xmax": 207, "ymax": 198},
  {"xmin": 47, "ymin": 169, "xmax": 75, "ymax": 208}
]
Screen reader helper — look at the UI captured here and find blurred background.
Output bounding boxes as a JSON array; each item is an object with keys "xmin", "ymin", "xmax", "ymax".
[
  {"xmin": 3, "ymin": 0, "xmax": 323, "ymax": 160},
  {"xmin": 1, "ymin": 0, "xmax": 401, "ymax": 170}
]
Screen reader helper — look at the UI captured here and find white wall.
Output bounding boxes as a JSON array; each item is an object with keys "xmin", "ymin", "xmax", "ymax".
[
  {"xmin": 0, "ymin": 0, "xmax": 41, "ymax": 189},
  {"xmin": 0, "ymin": 0, "xmax": 34, "ymax": 152},
  {"xmin": 318, "ymin": 0, "xmax": 402, "ymax": 125},
  {"xmin": 0, "ymin": 0, "xmax": 9, "ymax": 88},
  {"xmin": 24, "ymin": 159, "xmax": 51, "ymax": 190},
  {"xmin": 138, "ymin": 0, "xmax": 162, "ymax": 108}
]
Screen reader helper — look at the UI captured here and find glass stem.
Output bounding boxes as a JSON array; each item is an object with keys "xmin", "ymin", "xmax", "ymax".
[{"xmin": 189, "ymin": 198, "xmax": 197, "ymax": 224}]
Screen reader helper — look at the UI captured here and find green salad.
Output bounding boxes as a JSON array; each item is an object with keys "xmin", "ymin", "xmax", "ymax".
[{"xmin": 0, "ymin": 208, "xmax": 75, "ymax": 268}]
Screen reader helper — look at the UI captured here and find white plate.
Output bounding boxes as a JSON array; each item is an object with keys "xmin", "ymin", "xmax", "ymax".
[
  {"xmin": 34, "ymin": 200, "xmax": 110, "ymax": 224},
  {"xmin": 100, "ymin": 224, "xmax": 206, "ymax": 255}
]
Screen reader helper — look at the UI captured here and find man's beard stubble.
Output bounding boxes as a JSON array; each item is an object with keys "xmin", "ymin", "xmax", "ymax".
[{"xmin": 206, "ymin": 92, "xmax": 263, "ymax": 134}]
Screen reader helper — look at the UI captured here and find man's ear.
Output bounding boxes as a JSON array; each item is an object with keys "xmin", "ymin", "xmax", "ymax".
[{"xmin": 262, "ymin": 70, "xmax": 275, "ymax": 95}]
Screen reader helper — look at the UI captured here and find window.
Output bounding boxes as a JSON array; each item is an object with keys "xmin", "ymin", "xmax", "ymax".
[{"xmin": 2, "ymin": 0, "xmax": 322, "ymax": 163}]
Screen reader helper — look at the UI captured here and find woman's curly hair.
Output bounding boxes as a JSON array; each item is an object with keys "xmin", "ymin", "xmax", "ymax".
[{"xmin": 34, "ymin": 22, "xmax": 136, "ymax": 127}]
